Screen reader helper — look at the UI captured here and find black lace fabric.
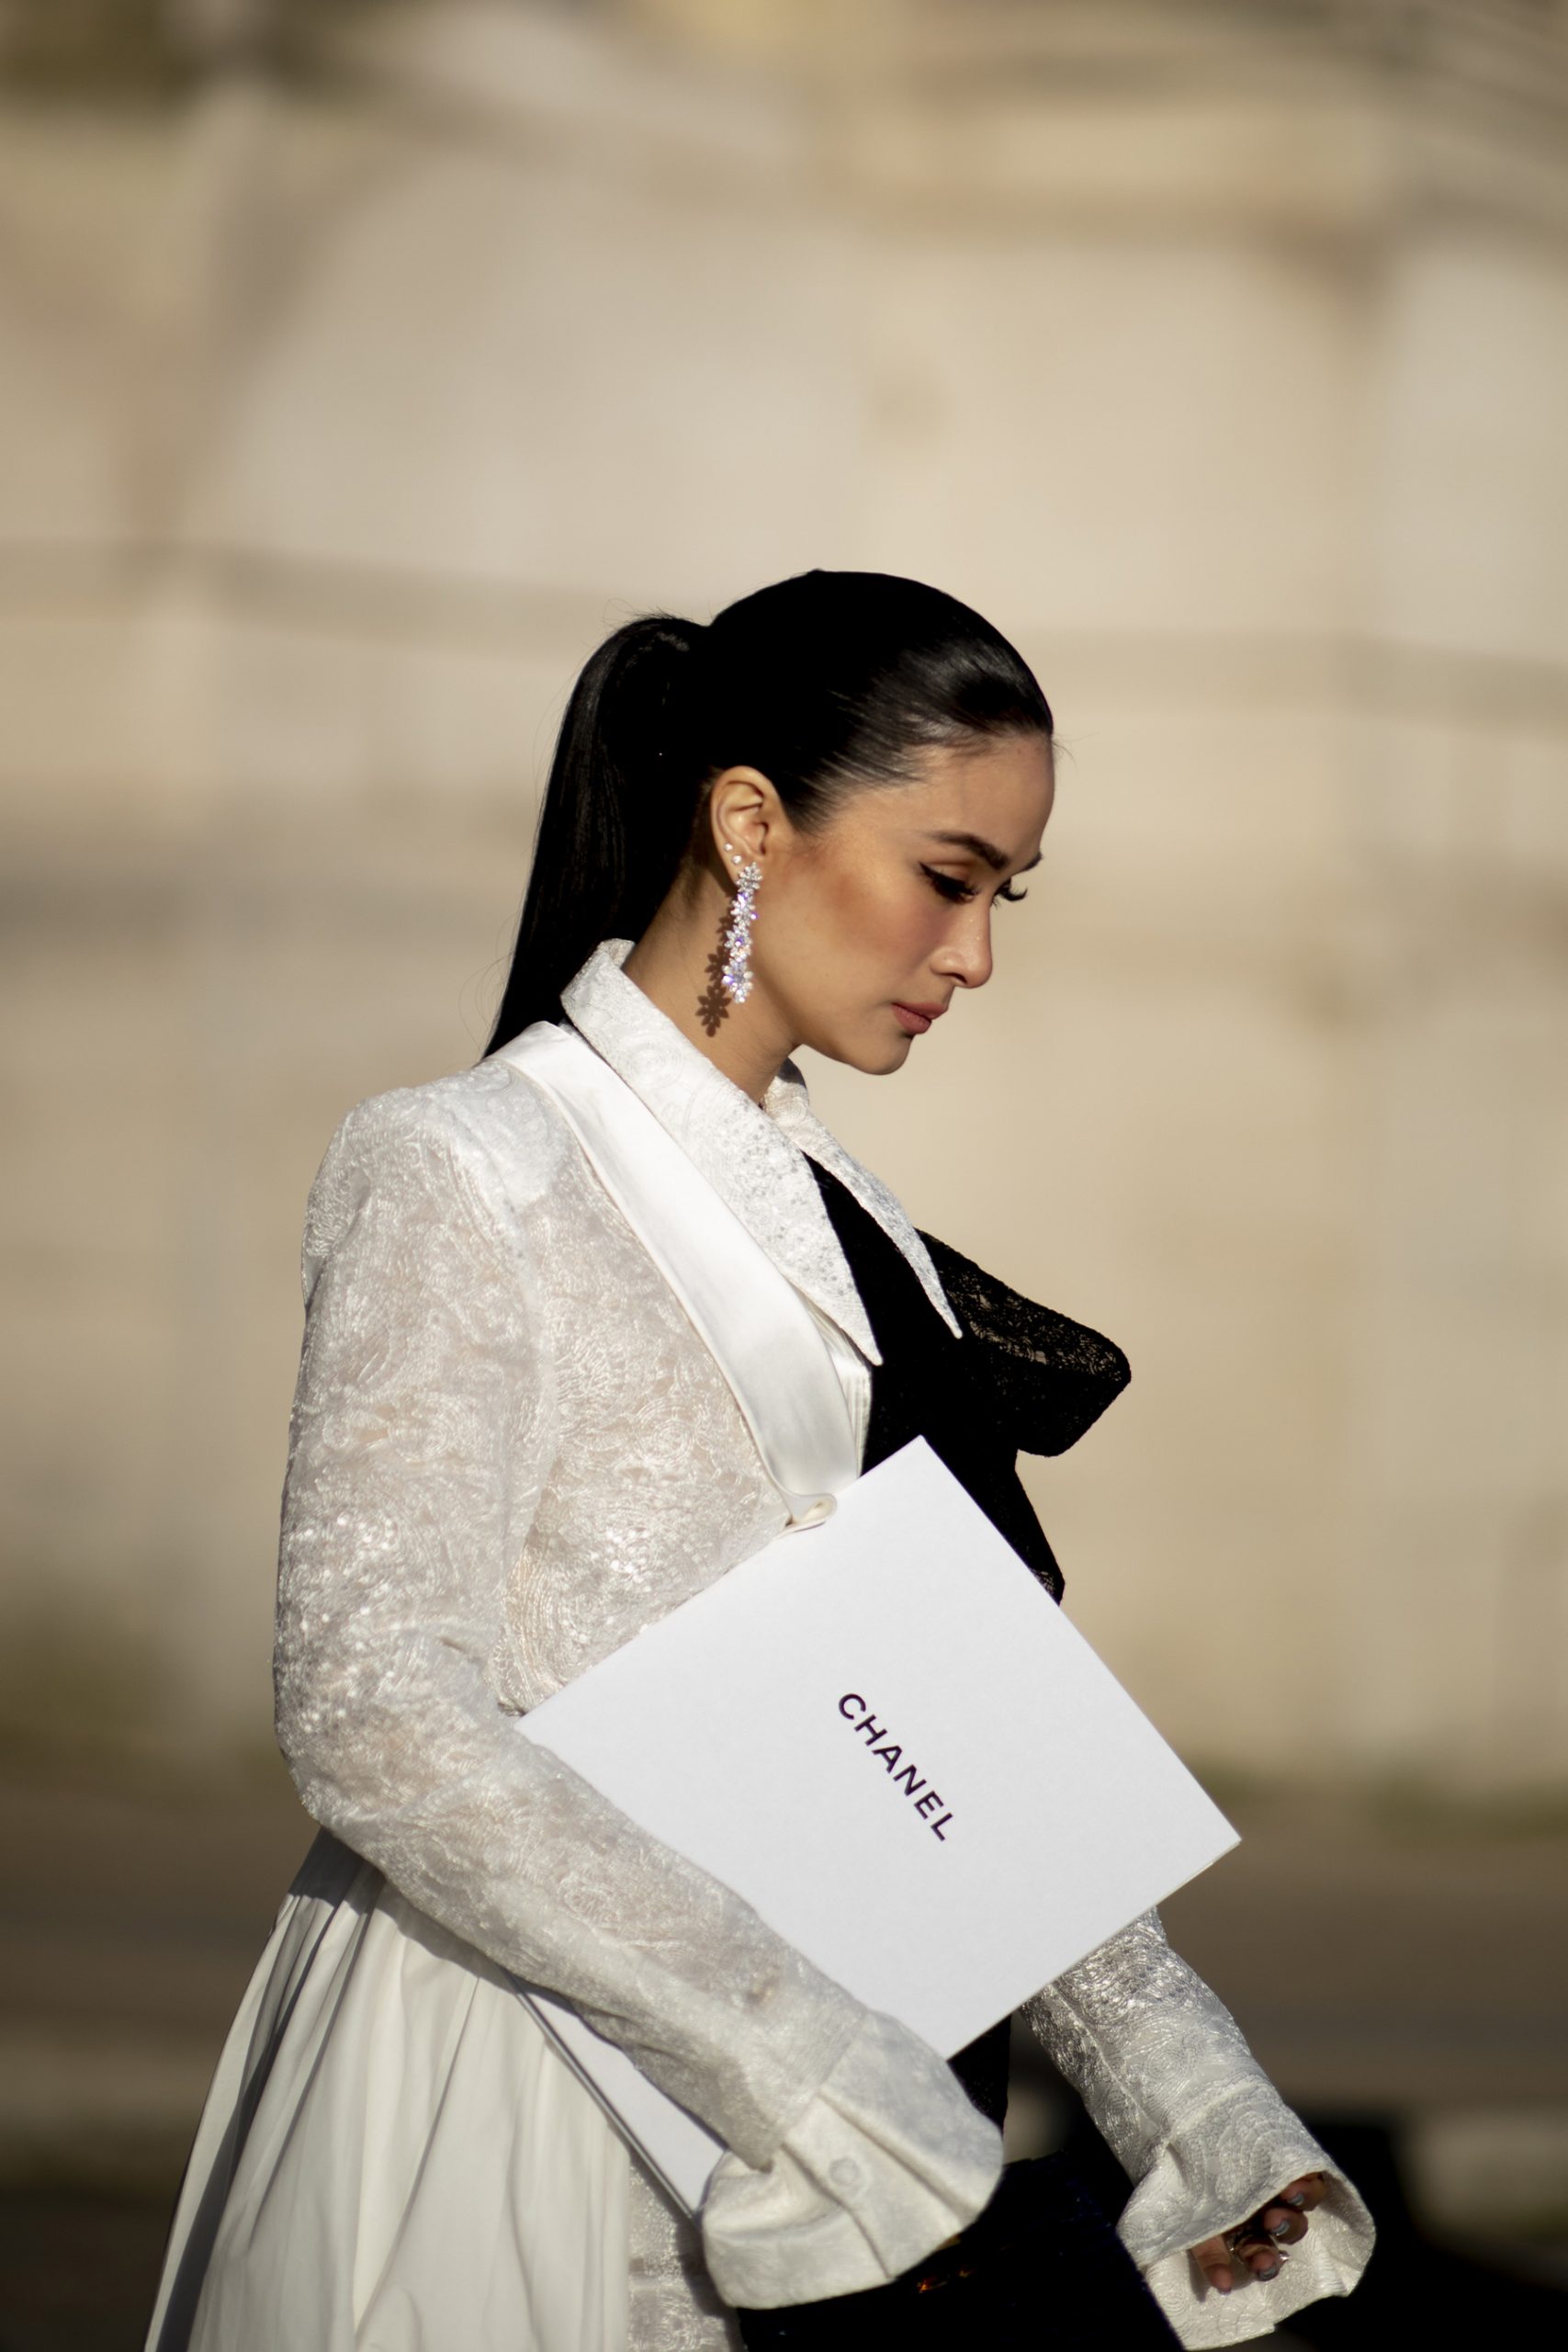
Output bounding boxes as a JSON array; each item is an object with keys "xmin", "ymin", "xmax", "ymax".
[
  {"xmin": 916, "ymin": 1232, "xmax": 1132, "ymax": 1461},
  {"xmin": 806, "ymin": 1159, "xmax": 1131, "ymax": 1612}
]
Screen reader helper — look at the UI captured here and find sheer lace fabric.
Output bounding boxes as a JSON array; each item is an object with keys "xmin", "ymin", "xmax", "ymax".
[
  {"xmin": 155, "ymin": 938, "xmax": 1370, "ymax": 2349},
  {"xmin": 277, "ymin": 1076, "xmax": 872, "ymax": 2170},
  {"xmin": 271, "ymin": 1043, "xmax": 1001, "ymax": 2337},
  {"xmin": 918, "ymin": 1230, "xmax": 1132, "ymax": 1459}
]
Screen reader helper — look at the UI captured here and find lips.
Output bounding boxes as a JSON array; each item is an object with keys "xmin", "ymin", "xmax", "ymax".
[{"xmin": 892, "ymin": 1001, "xmax": 946, "ymax": 1036}]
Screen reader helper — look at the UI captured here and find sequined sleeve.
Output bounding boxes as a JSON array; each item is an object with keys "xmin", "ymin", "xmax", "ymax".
[
  {"xmin": 1022, "ymin": 1911, "xmax": 1374, "ymax": 2346},
  {"xmin": 272, "ymin": 1091, "xmax": 999, "ymax": 2296}
]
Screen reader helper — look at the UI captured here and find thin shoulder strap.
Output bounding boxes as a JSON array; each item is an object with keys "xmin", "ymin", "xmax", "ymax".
[{"xmin": 494, "ymin": 1023, "xmax": 859, "ymax": 1526}]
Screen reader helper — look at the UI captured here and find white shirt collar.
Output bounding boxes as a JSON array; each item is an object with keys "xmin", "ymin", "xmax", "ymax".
[{"xmin": 556, "ymin": 938, "xmax": 962, "ymax": 1360}]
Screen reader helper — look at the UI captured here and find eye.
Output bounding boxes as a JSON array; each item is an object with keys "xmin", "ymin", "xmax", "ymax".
[
  {"xmin": 920, "ymin": 865, "xmax": 1029, "ymax": 906},
  {"xmin": 920, "ymin": 865, "xmax": 977, "ymax": 902}
]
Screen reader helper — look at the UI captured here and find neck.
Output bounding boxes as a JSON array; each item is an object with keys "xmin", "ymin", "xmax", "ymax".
[{"xmin": 620, "ymin": 903, "xmax": 795, "ymax": 1108}]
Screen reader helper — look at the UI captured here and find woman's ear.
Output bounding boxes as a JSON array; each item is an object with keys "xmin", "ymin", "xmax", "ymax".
[{"xmin": 707, "ymin": 766, "xmax": 780, "ymax": 871}]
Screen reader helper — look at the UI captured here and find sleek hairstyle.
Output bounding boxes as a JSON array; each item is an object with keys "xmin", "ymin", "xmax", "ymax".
[{"xmin": 483, "ymin": 568, "xmax": 1053, "ymax": 1051}]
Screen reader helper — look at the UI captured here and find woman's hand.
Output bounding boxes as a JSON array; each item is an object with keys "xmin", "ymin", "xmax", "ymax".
[{"xmin": 1190, "ymin": 2173, "xmax": 1328, "ymax": 2294}]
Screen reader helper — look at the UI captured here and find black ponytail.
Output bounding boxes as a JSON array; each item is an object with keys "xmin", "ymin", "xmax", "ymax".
[
  {"xmin": 483, "ymin": 570, "xmax": 1052, "ymax": 1051},
  {"xmin": 483, "ymin": 613, "xmax": 702, "ymax": 1047}
]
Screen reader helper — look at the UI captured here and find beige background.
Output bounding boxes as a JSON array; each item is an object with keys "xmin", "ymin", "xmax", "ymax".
[
  {"xmin": 3, "ymin": 0, "xmax": 1566, "ymax": 1803},
  {"xmin": 3, "ymin": 7, "xmax": 1568, "ymax": 2333}
]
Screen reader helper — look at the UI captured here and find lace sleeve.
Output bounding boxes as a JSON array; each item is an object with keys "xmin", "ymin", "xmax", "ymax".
[
  {"xmin": 1022, "ymin": 1912, "xmax": 1374, "ymax": 2346},
  {"xmin": 273, "ymin": 1091, "xmax": 868, "ymax": 2167}
]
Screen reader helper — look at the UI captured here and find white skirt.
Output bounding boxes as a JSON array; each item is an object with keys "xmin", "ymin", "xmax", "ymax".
[{"xmin": 145, "ymin": 1830, "xmax": 631, "ymax": 2352}]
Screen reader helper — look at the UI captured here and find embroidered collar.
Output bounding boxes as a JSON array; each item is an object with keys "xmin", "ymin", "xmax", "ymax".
[{"xmin": 557, "ymin": 938, "xmax": 963, "ymax": 1362}]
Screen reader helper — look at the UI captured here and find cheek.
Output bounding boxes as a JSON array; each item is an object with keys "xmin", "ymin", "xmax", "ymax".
[{"xmin": 812, "ymin": 860, "xmax": 935, "ymax": 961}]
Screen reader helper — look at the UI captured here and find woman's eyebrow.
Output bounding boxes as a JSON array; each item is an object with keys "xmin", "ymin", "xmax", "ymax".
[{"xmin": 922, "ymin": 829, "xmax": 1043, "ymax": 874}]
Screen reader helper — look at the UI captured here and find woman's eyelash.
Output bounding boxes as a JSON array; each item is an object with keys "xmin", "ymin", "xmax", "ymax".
[{"xmin": 920, "ymin": 865, "xmax": 1029, "ymax": 906}]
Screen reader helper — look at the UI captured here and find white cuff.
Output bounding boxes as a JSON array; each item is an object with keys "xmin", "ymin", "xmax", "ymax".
[
  {"xmin": 700, "ymin": 2009, "xmax": 1002, "ymax": 2310},
  {"xmin": 1120, "ymin": 2084, "xmax": 1375, "ymax": 2348}
]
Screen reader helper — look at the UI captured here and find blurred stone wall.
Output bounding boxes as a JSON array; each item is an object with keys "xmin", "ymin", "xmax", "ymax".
[{"xmin": 2, "ymin": 0, "xmax": 1565, "ymax": 1791}]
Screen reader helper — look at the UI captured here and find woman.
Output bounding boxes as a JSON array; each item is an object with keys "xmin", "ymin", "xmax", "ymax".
[{"xmin": 146, "ymin": 571, "xmax": 1372, "ymax": 2350}]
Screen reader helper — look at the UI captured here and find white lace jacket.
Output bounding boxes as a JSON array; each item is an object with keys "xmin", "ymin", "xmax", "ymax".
[{"xmin": 274, "ymin": 938, "xmax": 1372, "ymax": 2348}]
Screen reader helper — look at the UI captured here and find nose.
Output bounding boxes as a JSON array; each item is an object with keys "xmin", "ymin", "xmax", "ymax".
[{"xmin": 936, "ymin": 900, "xmax": 994, "ymax": 991}]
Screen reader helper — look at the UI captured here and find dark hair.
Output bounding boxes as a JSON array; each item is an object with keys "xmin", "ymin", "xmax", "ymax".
[{"xmin": 483, "ymin": 568, "xmax": 1053, "ymax": 1051}]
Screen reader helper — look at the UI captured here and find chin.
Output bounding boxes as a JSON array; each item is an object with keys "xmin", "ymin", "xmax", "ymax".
[
  {"xmin": 800, "ymin": 1018, "xmax": 913, "ymax": 1077},
  {"xmin": 849, "ymin": 1032, "xmax": 915, "ymax": 1078}
]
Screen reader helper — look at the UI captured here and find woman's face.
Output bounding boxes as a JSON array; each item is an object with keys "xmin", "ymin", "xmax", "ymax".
[{"xmin": 740, "ymin": 730, "xmax": 1055, "ymax": 1076}]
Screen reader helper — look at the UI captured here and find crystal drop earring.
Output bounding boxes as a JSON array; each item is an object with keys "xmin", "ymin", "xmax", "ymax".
[{"xmin": 720, "ymin": 850, "xmax": 761, "ymax": 1005}]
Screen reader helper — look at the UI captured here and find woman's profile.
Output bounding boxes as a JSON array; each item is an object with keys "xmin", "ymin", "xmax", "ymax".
[{"xmin": 144, "ymin": 570, "xmax": 1373, "ymax": 2349}]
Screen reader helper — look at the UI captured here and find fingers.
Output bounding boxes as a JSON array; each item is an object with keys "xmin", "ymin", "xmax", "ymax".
[
  {"xmin": 1255, "ymin": 2201, "xmax": 1309, "ymax": 2246},
  {"xmin": 1279, "ymin": 2171, "xmax": 1328, "ymax": 2211},
  {"xmin": 1231, "ymin": 2233, "xmax": 1289, "ymax": 2283},
  {"xmin": 1190, "ymin": 2176, "xmax": 1329, "ymax": 2295},
  {"xmin": 1189, "ymin": 2234, "xmax": 1235, "ymax": 2295},
  {"xmin": 1190, "ymin": 2238, "xmax": 1287, "ymax": 2290}
]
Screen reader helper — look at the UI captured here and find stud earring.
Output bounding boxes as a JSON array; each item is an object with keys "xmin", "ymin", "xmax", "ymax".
[{"xmin": 720, "ymin": 851, "xmax": 761, "ymax": 1004}]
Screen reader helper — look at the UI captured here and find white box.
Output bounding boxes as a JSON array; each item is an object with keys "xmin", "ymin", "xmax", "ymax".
[{"xmin": 516, "ymin": 1437, "xmax": 1235, "ymax": 2210}]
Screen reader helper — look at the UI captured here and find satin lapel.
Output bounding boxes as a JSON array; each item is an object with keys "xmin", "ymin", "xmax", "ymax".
[{"xmin": 494, "ymin": 1023, "xmax": 859, "ymax": 1517}]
